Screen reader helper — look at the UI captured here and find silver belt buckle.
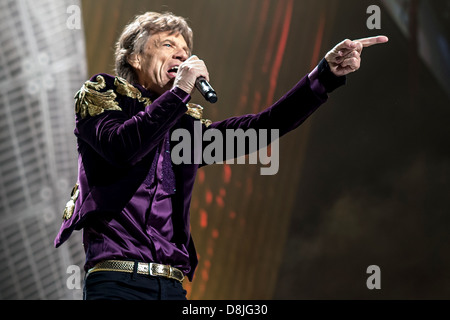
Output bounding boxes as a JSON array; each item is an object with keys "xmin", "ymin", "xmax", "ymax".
[
  {"xmin": 149, "ymin": 262, "xmax": 166, "ymax": 277},
  {"xmin": 148, "ymin": 262, "xmax": 183, "ymax": 282},
  {"xmin": 136, "ymin": 262, "xmax": 148, "ymax": 274},
  {"xmin": 148, "ymin": 262, "xmax": 156, "ymax": 277}
]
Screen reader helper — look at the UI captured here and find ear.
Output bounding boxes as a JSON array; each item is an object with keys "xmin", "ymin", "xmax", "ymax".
[{"xmin": 127, "ymin": 53, "xmax": 141, "ymax": 70}]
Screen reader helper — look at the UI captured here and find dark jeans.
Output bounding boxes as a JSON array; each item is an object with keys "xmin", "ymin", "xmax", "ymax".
[{"xmin": 83, "ymin": 270, "xmax": 187, "ymax": 300}]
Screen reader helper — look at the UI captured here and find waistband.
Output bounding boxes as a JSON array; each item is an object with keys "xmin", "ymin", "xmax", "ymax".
[{"xmin": 87, "ymin": 260, "xmax": 185, "ymax": 283}]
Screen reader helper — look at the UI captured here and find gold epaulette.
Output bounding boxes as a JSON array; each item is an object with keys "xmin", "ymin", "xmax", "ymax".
[{"xmin": 75, "ymin": 75, "xmax": 122, "ymax": 119}]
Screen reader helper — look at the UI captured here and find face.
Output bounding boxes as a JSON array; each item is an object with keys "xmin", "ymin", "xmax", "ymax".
[{"xmin": 130, "ymin": 31, "xmax": 190, "ymax": 95}]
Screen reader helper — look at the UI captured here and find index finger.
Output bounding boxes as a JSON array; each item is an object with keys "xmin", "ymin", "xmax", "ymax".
[{"xmin": 354, "ymin": 35, "xmax": 389, "ymax": 47}]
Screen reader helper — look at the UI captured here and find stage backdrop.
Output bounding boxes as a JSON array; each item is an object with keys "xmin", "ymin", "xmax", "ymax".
[
  {"xmin": 1, "ymin": 0, "xmax": 448, "ymax": 300},
  {"xmin": 79, "ymin": 0, "xmax": 450, "ymax": 299}
]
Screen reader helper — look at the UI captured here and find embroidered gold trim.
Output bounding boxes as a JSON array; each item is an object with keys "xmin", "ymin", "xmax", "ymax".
[
  {"xmin": 201, "ymin": 118, "xmax": 213, "ymax": 127},
  {"xmin": 85, "ymin": 75, "xmax": 106, "ymax": 91},
  {"xmin": 186, "ymin": 103, "xmax": 212, "ymax": 127},
  {"xmin": 75, "ymin": 75, "xmax": 122, "ymax": 119},
  {"xmin": 62, "ymin": 183, "xmax": 80, "ymax": 221},
  {"xmin": 186, "ymin": 103, "xmax": 203, "ymax": 119},
  {"xmin": 114, "ymin": 77, "xmax": 152, "ymax": 106},
  {"xmin": 75, "ymin": 75, "xmax": 214, "ymax": 126}
]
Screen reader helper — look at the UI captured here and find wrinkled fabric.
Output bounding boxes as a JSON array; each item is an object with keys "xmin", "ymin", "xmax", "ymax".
[
  {"xmin": 83, "ymin": 130, "xmax": 192, "ymax": 275},
  {"xmin": 55, "ymin": 60, "xmax": 345, "ymax": 281}
]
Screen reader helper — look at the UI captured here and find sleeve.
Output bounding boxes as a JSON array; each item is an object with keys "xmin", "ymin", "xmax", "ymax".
[
  {"xmin": 201, "ymin": 62, "xmax": 346, "ymax": 165},
  {"xmin": 74, "ymin": 75, "xmax": 190, "ymax": 167},
  {"xmin": 310, "ymin": 58, "xmax": 347, "ymax": 94},
  {"xmin": 207, "ymin": 62, "xmax": 343, "ymax": 136}
]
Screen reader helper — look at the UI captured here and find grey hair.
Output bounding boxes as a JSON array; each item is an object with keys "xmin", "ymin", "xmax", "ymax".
[{"xmin": 114, "ymin": 12, "xmax": 193, "ymax": 84}]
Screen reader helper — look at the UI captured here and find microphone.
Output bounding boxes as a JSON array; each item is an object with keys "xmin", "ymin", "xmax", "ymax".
[{"xmin": 195, "ymin": 77, "xmax": 218, "ymax": 104}]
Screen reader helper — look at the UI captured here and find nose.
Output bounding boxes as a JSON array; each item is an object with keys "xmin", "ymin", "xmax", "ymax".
[{"xmin": 174, "ymin": 49, "xmax": 189, "ymax": 62}]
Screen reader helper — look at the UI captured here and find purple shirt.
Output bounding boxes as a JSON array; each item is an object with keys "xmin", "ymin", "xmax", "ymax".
[
  {"xmin": 55, "ymin": 59, "xmax": 345, "ymax": 281},
  {"xmin": 82, "ymin": 129, "xmax": 193, "ymax": 275}
]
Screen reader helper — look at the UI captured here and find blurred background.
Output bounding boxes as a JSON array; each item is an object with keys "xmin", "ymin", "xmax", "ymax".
[{"xmin": 0, "ymin": 0, "xmax": 449, "ymax": 300}]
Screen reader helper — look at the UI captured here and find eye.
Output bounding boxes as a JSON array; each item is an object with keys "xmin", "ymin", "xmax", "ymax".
[{"xmin": 163, "ymin": 43, "xmax": 172, "ymax": 48}]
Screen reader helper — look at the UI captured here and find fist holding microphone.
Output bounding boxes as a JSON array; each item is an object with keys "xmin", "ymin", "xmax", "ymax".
[{"xmin": 173, "ymin": 55, "xmax": 218, "ymax": 103}]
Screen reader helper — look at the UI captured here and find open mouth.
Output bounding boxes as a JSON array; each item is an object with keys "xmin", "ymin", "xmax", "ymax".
[{"xmin": 167, "ymin": 65, "xmax": 179, "ymax": 78}]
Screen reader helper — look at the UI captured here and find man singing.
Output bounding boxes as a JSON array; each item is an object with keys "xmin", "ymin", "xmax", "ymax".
[{"xmin": 54, "ymin": 11, "xmax": 388, "ymax": 300}]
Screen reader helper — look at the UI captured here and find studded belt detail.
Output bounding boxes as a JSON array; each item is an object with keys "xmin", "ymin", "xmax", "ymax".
[{"xmin": 88, "ymin": 260, "xmax": 185, "ymax": 283}]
